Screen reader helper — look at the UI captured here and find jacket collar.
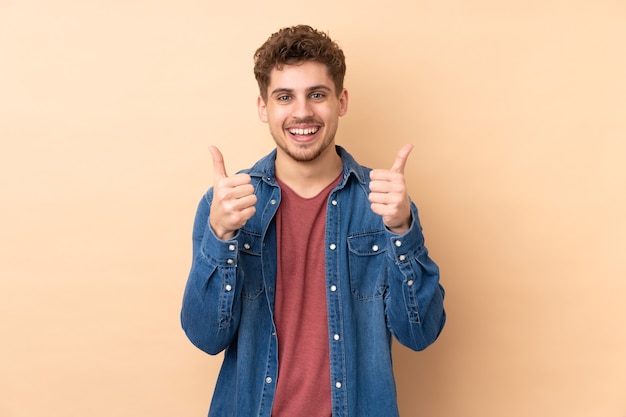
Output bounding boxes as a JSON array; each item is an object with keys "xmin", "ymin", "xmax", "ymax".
[{"xmin": 247, "ymin": 145, "xmax": 368, "ymax": 186}]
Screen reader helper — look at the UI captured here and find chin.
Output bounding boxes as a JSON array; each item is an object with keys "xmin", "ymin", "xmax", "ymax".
[{"xmin": 286, "ymin": 140, "xmax": 333, "ymax": 162}]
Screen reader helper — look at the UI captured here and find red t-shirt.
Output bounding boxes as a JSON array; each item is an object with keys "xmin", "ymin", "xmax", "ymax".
[{"xmin": 271, "ymin": 176, "xmax": 340, "ymax": 417}]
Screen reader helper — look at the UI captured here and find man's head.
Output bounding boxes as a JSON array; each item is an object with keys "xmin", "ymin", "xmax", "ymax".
[{"xmin": 253, "ymin": 25, "xmax": 346, "ymax": 102}]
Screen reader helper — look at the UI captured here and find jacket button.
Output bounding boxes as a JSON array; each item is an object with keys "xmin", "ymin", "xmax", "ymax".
[
  {"xmin": 335, "ymin": 382, "xmax": 342, "ymax": 389},
  {"xmin": 329, "ymin": 244, "xmax": 336, "ymax": 250},
  {"xmin": 265, "ymin": 377, "xmax": 273, "ymax": 384}
]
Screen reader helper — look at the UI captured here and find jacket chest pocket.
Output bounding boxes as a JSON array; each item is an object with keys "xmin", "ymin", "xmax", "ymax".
[
  {"xmin": 347, "ymin": 232, "xmax": 387, "ymax": 300},
  {"xmin": 238, "ymin": 229, "xmax": 265, "ymax": 300}
]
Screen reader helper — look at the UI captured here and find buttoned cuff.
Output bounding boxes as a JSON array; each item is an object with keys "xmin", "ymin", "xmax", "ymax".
[
  {"xmin": 387, "ymin": 205, "xmax": 425, "ymax": 263},
  {"xmin": 201, "ymin": 221, "xmax": 240, "ymax": 267}
]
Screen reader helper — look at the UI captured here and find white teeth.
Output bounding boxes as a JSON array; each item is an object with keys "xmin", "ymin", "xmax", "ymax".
[{"xmin": 289, "ymin": 127, "xmax": 318, "ymax": 135}]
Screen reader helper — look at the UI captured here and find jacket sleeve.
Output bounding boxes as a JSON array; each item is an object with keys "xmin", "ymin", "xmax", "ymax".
[
  {"xmin": 384, "ymin": 201, "xmax": 446, "ymax": 351},
  {"xmin": 180, "ymin": 190, "xmax": 243, "ymax": 355}
]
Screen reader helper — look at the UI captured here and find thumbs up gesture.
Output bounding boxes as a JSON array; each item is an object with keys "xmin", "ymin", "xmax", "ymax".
[
  {"xmin": 368, "ymin": 144, "xmax": 414, "ymax": 234},
  {"xmin": 208, "ymin": 146, "xmax": 258, "ymax": 240}
]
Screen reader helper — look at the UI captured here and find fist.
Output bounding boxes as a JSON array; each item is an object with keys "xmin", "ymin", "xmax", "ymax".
[
  {"xmin": 208, "ymin": 146, "xmax": 257, "ymax": 240},
  {"xmin": 368, "ymin": 144, "xmax": 414, "ymax": 234}
]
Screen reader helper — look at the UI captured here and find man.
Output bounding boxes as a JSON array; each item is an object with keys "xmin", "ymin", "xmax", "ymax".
[{"xmin": 181, "ymin": 25, "xmax": 445, "ymax": 417}]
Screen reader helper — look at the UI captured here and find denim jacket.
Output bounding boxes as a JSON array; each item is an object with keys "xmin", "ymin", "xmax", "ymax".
[{"xmin": 181, "ymin": 146, "xmax": 446, "ymax": 417}]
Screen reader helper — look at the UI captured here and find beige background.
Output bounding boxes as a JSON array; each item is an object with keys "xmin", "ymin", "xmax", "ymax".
[{"xmin": 1, "ymin": 0, "xmax": 625, "ymax": 416}]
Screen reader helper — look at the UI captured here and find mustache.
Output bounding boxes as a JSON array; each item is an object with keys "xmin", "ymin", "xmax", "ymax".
[{"xmin": 289, "ymin": 117, "xmax": 322, "ymax": 125}]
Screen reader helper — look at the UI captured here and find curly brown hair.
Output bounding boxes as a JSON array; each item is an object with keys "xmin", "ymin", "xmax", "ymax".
[{"xmin": 253, "ymin": 25, "xmax": 346, "ymax": 101}]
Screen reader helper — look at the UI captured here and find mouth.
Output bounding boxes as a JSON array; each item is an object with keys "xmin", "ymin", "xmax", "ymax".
[
  {"xmin": 288, "ymin": 127, "xmax": 319, "ymax": 136},
  {"xmin": 287, "ymin": 126, "xmax": 320, "ymax": 142}
]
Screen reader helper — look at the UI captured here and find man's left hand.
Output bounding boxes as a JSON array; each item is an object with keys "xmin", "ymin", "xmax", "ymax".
[{"xmin": 368, "ymin": 144, "xmax": 414, "ymax": 234}]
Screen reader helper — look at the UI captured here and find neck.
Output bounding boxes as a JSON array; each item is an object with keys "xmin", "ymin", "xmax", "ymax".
[{"xmin": 275, "ymin": 146, "xmax": 342, "ymax": 198}]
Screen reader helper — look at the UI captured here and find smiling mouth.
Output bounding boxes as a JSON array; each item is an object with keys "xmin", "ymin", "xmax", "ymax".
[{"xmin": 288, "ymin": 127, "xmax": 319, "ymax": 136}]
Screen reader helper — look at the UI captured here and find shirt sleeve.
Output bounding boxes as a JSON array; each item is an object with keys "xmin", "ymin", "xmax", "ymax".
[
  {"xmin": 384, "ymin": 201, "xmax": 446, "ymax": 351},
  {"xmin": 180, "ymin": 190, "xmax": 243, "ymax": 355}
]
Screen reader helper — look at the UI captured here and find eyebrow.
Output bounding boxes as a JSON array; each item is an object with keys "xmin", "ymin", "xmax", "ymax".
[{"xmin": 269, "ymin": 85, "xmax": 333, "ymax": 97}]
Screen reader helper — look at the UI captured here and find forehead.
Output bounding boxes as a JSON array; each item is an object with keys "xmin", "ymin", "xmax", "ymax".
[{"xmin": 267, "ymin": 61, "xmax": 336, "ymax": 93}]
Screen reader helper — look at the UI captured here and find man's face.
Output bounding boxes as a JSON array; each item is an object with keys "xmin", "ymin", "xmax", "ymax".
[{"xmin": 258, "ymin": 61, "xmax": 348, "ymax": 163}]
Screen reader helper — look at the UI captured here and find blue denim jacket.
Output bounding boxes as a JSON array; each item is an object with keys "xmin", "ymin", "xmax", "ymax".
[{"xmin": 181, "ymin": 146, "xmax": 446, "ymax": 417}]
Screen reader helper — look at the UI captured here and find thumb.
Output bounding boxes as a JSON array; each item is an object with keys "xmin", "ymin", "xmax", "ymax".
[
  {"xmin": 390, "ymin": 144, "xmax": 414, "ymax": 173},
  {"xmin": 209, "ymin": 146, "xmax": 228, "ymax": 180}
]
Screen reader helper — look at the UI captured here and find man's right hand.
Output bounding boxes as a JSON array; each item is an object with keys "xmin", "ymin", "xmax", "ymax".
[{"xmin": 208, "ymin": 146, "xmax": 257, "ymax": 240}]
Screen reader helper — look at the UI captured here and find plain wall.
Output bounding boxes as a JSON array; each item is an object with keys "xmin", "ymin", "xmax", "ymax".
[{"xmin": 1, "ymin": 1, "xmax": 625, "ymax": 416}]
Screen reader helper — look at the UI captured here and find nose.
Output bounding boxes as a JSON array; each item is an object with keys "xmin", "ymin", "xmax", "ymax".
[{"xmin": 292, "ymin": 97, "xmax": 314, "ymax": 119}]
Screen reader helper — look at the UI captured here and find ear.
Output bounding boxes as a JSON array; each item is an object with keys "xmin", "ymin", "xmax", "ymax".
[
  {"xmin": 257, "ymin": 96, "xmax": 268, "ymax": 123},
  {"xmin": 338, "ymin": 88, "xmax": 349, "ymax": 117}
]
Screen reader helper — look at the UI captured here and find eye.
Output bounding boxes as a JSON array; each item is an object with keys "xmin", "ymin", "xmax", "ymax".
[
  {"xmin": 310, "ymin": 92, "xmax": 325, "ymax": 100},
  {"xmin": 277, "ymin": 95, "xmax": 292, "ymax": 102}
]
